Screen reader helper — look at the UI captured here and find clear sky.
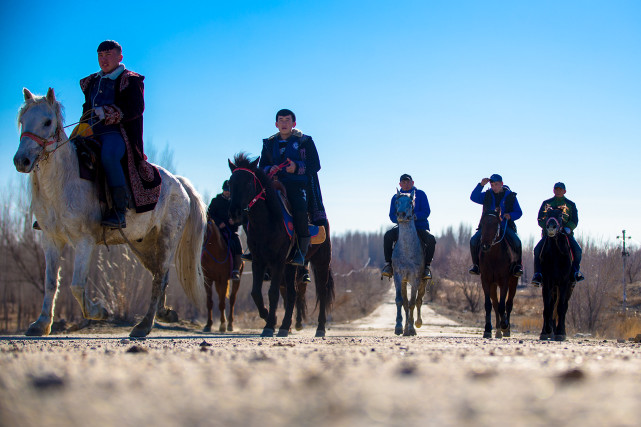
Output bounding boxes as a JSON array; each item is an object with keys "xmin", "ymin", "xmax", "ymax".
[{"xmin": 1, "ymin": 1, "xmax": 640, "ymax": 248}]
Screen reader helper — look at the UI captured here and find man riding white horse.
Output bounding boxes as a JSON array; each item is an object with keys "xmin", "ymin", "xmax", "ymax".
[
  {"xmin": 80, "ymin": 40, "xmax": 159, "ymax": 228},
  {"xmin": 381, "ymin": 174, "xmax": 436, "ymax": 280}
]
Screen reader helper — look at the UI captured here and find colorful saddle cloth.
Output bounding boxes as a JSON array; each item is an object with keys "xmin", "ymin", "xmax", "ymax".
[{"xmin": 277, "ymin": 191, "xmax": 326, "ymax": 245}]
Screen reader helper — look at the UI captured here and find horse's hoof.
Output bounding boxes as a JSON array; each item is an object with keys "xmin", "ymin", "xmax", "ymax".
[
  {"xmin": 415, "ymin": 319, "xmax": 422, "ymax": 328},
  {"xmin": 156, "ymin": 309, "xmax": 179, "ymax": 323},
  {"xmin": 261, "ymin": 328, "xmax": 274, "ymax": 337},
  {"xmin": 25, "ymin": 322, "xmax": 49, "ymax": 337},
  {"xmin": 395, "ymin": 326, "xmax": 403, "ymax": 335},
  {"xmin": 314, "ymin": 329, "xmax": 326, "ymax": 338},
  {"xmin": 539, "ymin": 333, "xmax": 553, "ymax": 340},
  {"xmin": 219, "ymin": 324, "xmax": 226, "ymax": 333},
  {"xmin": 295, "ymin": 322, "xmax": 303, "ymax": 331},
  {"xmin": 227, "ymin": 324, "xmax": 234, "ymax": 332},
  {"xmin": 130, "ymin": 324, "xmax": 150, "ymax": 338},
  {"xmin": 495, "ymin": 331, "xmax": 503, "ymax": 339},
  {"xmin": 203, "ymin": 325, "xmax": 212, "ymax": 333},
  {"xmin": 483, "ymin": 331, "xmax": 492, "ymax": 339},
  {"xmin": 277, "ymin": 329, "xmax": 289, "ymax": 337},
  {"xmin": 554, "ymin": 334, "xmax": 566, "ymax": 341}
]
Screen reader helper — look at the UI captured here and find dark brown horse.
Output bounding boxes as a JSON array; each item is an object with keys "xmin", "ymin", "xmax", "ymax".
[
  {"xmin": 228, "ymin": 153, "xmax": 334, "ymax": 337},
  {"xmin": 201, "ymin": 219, "xmax": 244, "ymax": 333},
  {"xmin": 539, "ymin": 208, "xmax": 574, "ymax": 341},
  {"xmin": 478, "ymin": 209, "xmax": 518, "ymax": 338}
]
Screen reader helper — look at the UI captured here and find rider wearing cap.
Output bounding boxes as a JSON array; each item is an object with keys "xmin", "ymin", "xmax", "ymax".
[
  {"xmin": 530, "ymin": 182, "xmax": 584, "ymax": 287},
  {"xmin": 207, "ymin": 180, "xmax": 242, "ymax": 280},
  {"xmin": 469, "ymin": 174, "xmax": 523, "ymax": 277},
  {"xmin": 381, "ymin": 174, "xmax": 436, "ymax": 280}
]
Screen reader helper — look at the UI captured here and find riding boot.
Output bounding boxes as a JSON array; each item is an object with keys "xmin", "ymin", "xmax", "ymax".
[
  {"xmin": 241, "ymin": 251, "xmax": 252, "ymax": 262},
  {"xmin": 301, "ymin": 262, "xmax": 312, "ymax": 283},
  {"xmin": 231, "ymin": 254, "xmax": 242, "ymax": 280},
  {"xmin": 291, "ymin": 236, "xmax": 311, "ymax": 266},
  {"xmin": 423, "ymin": 264, "xmax": 432, "ymax": 280},
  {"xmin": 33, "ymin": 221, "xmax": 41, "ymax": 230},
  {"xmin": 381, "ymin": 263, "xmax": 393, "ymax": 278},
  {"xmin": 469, "ymin": 231, "xmax": 481, "ymax": 275},
  {"xmin": 102, "ymin": 186, "xmax": 129, "ymax": 229}
]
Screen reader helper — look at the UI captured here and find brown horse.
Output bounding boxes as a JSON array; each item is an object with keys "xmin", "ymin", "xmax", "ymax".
[
  {"xmin": 478, "ymin": 209, "xmax": 518, "ymax": 338},
  {"xmin": 201, "ymin": 219, "xmax": 244, "ymax": 333}
]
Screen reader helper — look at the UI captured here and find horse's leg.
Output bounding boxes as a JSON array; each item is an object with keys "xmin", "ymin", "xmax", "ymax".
[
  {"xmin": 404, "ymin": 281, "xmax": 418, "ymax": 336},
  {"xmin": 540, "ymin": 282, "xmax": 554, "ymax": 340},
  {"xmin": 394, "ymin": 275, "xmax": 404, "ymax": 335},
  {"xmin": 554, "ymin": 284, "xmax": 570, "ymax": 341},
  {"xmin": 156, "ymin": 285, "xmax": 179, "ymax": 323},
  {"xmin": 497, "ymin": 281, "xmax": 509, "ymax": 334},
  {"xmin": 228, "ymin": 277, "xmax": 241, "ymax": 332},
  {"xmin": 401, "ymin": 278, "xmax": 412, "ymax": 336},
  {"xmin": 278, "ymin": 265, "xmax": 297, "ymax": 337},
  {"xmin": 311, "ymin": 258, "xmax": 332, "ymax": 338},
  {"xmin": 203, "ymin": 276, "xmax": 214, "ymax": 332},
  {"xmin": 250, "ymin": 261, "xmax": 269, "ymax": 320},
  {"xmin": 130, "ymin": 270, "xmax": 169, "ymax": 337},
  {"xmin": 216, "ymin": 278, "xmax": 228, "ymax": 333},
  {"xmin": 26, "ymin": 237, "xmax": 64, "ymax": 336},
  {"xmin": 482, "ymin": 282, "xmax": 493, "ymax": 338},
  {"xmin": 70, "ymin": 239, "xmax": 108, "ymax": 321},
  {"xmin": 262, "ymin": 266, "xmax": 284, "ymax": 337},
  {"xmin": 503, "ymin": 277, "xmax": 517, "ymax": 337},
  {"xmin": 490, "ymin": 284, "xmax": 502, "ymax": 339},
  {"xmin": 295, "ymin": 278, "xmax": 307, "ymax": 331},
  {"xmin": 415, "ymin": 279, "xmax": 426, "ymax": 328}
]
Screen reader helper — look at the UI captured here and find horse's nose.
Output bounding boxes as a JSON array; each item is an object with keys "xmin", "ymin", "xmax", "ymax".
[{"xmin": 13, "ymin": 155, "xmax": 31, "ymax": 173}]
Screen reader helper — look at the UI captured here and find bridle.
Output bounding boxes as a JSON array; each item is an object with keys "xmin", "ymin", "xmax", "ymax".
[
  {"xmin": 232, "ymin": 167, "xmax": 266, "ymax": 212},
  {"xmin": 395, "ymin": 194, "xmax": 416, "ymax": 223},
  {"xmin": 545, "ymin": 215, "xmax": 562, "ymax": 237},
  {"xmin": 484, "ymin": 212, "xmax": 508, "ymax": 247}
]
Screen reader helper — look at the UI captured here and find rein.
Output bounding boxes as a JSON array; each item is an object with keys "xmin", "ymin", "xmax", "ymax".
[{"xmin": 483, "ymin": 213, "xmax": 508, "ymax": 247}]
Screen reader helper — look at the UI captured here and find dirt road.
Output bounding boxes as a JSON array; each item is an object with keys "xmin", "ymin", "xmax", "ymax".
[{"xmin": 2, "ymin": 291, "xmax": 640, "ymax": 427}]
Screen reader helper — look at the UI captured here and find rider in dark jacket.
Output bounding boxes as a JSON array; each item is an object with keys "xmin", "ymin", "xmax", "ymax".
[
  {"xmin": 207, "ymin": 180, "xmax": 242, "ymax": 280},
  {"xmin": 530, "ymin": 182, "xmax": 584, "ymax": 286},
  {"xmin": 469, "ymin": 174, "xmax": 523, "ymax": 277}
]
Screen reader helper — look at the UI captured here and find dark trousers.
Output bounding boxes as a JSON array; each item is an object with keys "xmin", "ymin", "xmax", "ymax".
[
  {"xmin": 533, "ymin": 234, "xmax": 582, "ymax": 274},
  {"xmin": 220, "ymin": 228, "xmax": 242, "ymax": 255},
  {"xmin": 384, "ymin": 226, "xmax": 436, "ymax": 266},
  {"xmin": 283, "ymin": 181, "xmax": 310, "ymax": 238},
  {"xmin": 470, "ymin": 227, "xmax": 522, "ymax": 266}
]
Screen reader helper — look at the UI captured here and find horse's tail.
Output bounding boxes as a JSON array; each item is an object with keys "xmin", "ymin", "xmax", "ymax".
[{"xmin": 175, "ymin": 176, "xmax": 207, "ymax": 312}]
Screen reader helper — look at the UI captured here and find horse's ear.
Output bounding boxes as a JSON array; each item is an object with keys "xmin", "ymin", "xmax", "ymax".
[
  {"xmin": 251, "ymin": 157, "xmax": 260, "ymax": 169},
  {"xmin": 45, "ymin": 88, "xmax": 56, "ymax": 104},
  {"xmin": 23, "ymin": 88, "xmax": 34, "ymax": 102},
  {"xmin": 396, "ymin": 188, "xmax": 400, "ymax": 197},
  {"xmin": 410, "ymin": 189, "xmax": 415, "ymax": 200},
  {"xmin": 228, "ymin": 159, "xmax": 236, "ymax": 172}
]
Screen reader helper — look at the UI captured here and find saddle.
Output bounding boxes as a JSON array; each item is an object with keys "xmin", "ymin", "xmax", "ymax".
[{"xmin": 272, "ymin": 181, "xmax": 325, "ymax": 245}]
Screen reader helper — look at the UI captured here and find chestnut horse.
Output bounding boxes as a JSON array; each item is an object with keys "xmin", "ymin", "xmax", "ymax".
[
  {"xmin": 478, "ymin": 209, "xmax": 518, "ymax": 338},
  {"xmin": 202, "ymin": 220, "xmax": 244, "ymax": 333}
]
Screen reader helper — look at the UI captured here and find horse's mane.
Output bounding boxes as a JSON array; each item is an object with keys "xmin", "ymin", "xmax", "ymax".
[
  {"xmin": 232, "ymin": 153, "xmax": 283, "ymax": 220},
  {"xmin": 17, "ymin": 93, "xmax": 65, "ymax": 131}
]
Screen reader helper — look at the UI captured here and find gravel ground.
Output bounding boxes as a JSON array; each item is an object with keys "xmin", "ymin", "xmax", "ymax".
[{"xmin": 2, "ymin": 294, "xmax": 640, "ymax": 427}]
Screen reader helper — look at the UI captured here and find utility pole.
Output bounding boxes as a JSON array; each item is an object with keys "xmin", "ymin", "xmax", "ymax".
[{"xmin": 617, "ymin": 230, "xmax": 631, "ymax": 311}]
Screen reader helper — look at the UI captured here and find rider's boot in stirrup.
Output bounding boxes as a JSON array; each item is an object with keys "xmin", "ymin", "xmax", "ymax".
[
  {"xmin": 102, "ymin": 186, "xmax": 128, "ymax": 229},
  {"xmin": 381, "ymin": 262, "xmax": 393, "ymax": 278}
]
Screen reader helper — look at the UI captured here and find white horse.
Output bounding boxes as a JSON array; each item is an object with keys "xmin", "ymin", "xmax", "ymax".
[
  {"xmin": 13, "ymin": 88, "xmax": 206, "ymax": 337},
  {"xmin": 391, "ymin": 191, "xmax": 427, "ymax": 336}
]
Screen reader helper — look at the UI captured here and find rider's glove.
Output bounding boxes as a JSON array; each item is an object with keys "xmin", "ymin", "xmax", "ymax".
[{"xmin": 94, "ymin": 107, "xmax": 105, "ymax": 120}]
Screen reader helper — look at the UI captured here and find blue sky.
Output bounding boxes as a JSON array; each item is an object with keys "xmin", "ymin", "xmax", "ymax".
[{"xmin": 1, "ymin": 1, "xmax": 640, "ymax": 247}]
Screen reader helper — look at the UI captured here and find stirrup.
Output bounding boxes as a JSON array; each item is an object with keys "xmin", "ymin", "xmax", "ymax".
[
  {"xmin": 101, "ymin": 209, "xmax": 126, "ymax": 229},
  {"xmin": 231, "ymin": 270, "xmax": 240, "ymax": 280},
  {"xmin": 469, "ymin": 265, "xmax": 480, "ymax": 275},
  {"xmin": 423, "ymin": 266, "xmax": 432, "ymax": 280},
  {"xmin": 531, "ymin": 273, "xmax": 542, "ymax": 287},
  {"xmin": 241, "ymin": 252, "xmax": 252, "ymax": 262},
  {"xmin": 381, "ymin": 263, "xmax": 393, "ymax": 278},
  {"xmin": 512, "ymin": 264, "xmax": 523, "ymax": 277},
  {"xmin": 33, "ymin": 221, "xmax": 41, "ymax": 230}
]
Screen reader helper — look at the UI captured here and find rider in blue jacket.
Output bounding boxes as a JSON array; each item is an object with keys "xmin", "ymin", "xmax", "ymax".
[
  {"xmin": 381, "ymin": 174, "xmax": 436, "ymax": 280},
  {"xmin": 469, "ymin": 174, "xmax": 523, "ymax": 277}
]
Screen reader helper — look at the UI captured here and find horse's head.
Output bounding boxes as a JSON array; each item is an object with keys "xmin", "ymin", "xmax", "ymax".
[
  {"xmin": 480, "ymin": 208, "xmax": 501, "ymax": 252},
  {"xmin": 227, "ymin": 153, "xmax": 263, "ymax": 223},
  {"xmin": 394, "ymin": 190, "xmax": 415, "ymax": 224},
  {"xmin": 14, "ymin": 88, "xmax": 65, "ymax": 173},
  {"xmin": 544, "ymin": 208, "xmax": 564, "ymax": 238}
]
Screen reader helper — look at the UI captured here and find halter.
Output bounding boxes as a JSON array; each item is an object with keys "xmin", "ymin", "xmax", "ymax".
[
  {"xmin": 232, "ymin": 167, "xmax": 266, "ymax": 211},
  {"xmin": 485, "ymin": 212, "xmax": 508, "ymax": 247}
]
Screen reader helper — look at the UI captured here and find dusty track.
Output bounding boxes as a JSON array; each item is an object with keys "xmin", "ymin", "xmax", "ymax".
[{"xmin": 1, "ymin": 292, "xmax": 640, "ymax": 427}]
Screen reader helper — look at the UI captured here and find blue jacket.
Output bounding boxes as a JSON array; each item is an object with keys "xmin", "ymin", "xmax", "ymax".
[
  {"xmin": 470, "ymin": 184, "xmax": 522, "ymax": 229},
  {"xmin": 389, "ymin": 188, "xmax": 430, "ymax": 230}
]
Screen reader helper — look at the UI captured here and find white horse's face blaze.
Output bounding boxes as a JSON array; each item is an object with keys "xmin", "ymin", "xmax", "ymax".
[{"xmin": 14, "ymin": 99, "xmax": 58, "ymax": 173}]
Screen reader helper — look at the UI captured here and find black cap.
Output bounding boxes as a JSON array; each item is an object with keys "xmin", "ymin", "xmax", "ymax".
[
  {"xmin": 400, "ymin": 173, "xmax": 412, "ymax": 181},
  {"xmin": 222, "ymin": 180, "xmax": 230, "ymax": 191},
  {"xmin": 554, "ymin": 182, "xmax": 566, "ymax": 190}
]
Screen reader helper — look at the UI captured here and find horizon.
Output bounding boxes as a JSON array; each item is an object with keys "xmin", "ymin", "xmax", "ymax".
[{"xmin": 1, "ymin": 1, "xmax": 640, "ymax": 249}]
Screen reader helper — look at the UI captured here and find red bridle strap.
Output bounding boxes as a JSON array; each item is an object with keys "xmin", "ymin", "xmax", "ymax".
[
  {"xmin": 232, "ymin": 167, "xmax": 266, "ymax": 210},
  {"xmin": 20, "ymin": 131, "xmax": 57, "ymax": 148}
]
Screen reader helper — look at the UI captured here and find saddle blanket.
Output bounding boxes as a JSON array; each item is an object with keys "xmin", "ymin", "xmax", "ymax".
[{"xmin": 277, "ymin": 191, "xmax": 326, "ymax": 245}]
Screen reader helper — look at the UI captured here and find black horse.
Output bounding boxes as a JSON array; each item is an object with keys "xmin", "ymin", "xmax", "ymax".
[
  {"xmin": 478, "ymin": 209, "xmax": 518, "ymax": 339},
  {"xmin": 228, "ymin": 153, "xmax": 334, "ymax": 337},
  {"xmin": 539, "ymin": 208, "xmax": 574, "ymax": 341}
]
